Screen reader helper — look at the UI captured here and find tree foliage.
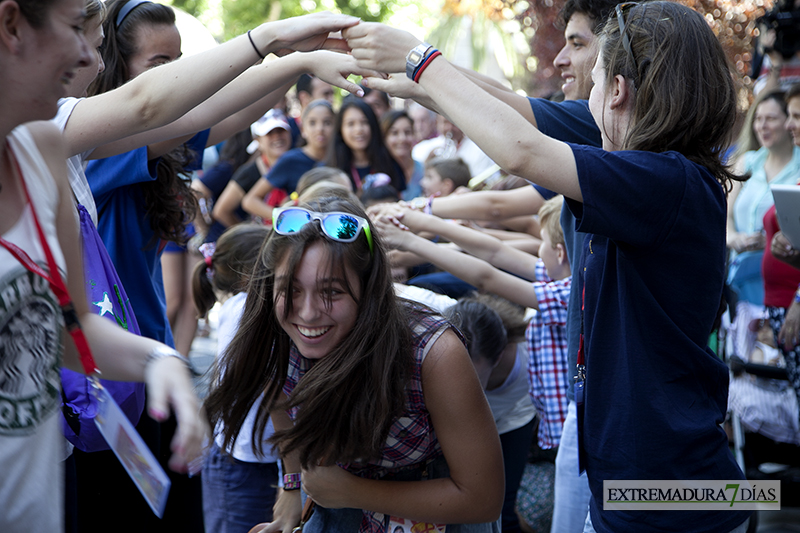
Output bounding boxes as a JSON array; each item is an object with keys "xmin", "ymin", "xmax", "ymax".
[
  {"xmin": 169, "ymin": 0, "xmax": 774, "ymax": 105},
  {"xmin": 169, "ymin": 0, "xmax": 406, "ymax": 42}
]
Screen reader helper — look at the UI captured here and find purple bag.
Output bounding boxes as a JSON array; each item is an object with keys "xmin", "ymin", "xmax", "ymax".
[{"xmin": 60, "ymin": 204, "xmax": 146, "ymax": 452}]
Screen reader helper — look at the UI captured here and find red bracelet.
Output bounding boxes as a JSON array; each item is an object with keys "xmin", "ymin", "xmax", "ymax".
[{"xmin": 413, "ymin": 50, "xmax": 442, "ymax": 83}]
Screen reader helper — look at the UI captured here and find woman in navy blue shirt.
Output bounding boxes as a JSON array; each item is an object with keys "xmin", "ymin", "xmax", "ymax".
[{"xmin": 346, "ymin": 4, "xmax": 751, "ymax": 532}]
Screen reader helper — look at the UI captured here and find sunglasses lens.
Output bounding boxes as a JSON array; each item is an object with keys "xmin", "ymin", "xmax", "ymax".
[
  {"xmin": 276, "ymin": 209, "xmax": 311, "ymax": 233},
  {"xmin": 322, "ymin": 214, "xmax": 359, "ymax": 241}
]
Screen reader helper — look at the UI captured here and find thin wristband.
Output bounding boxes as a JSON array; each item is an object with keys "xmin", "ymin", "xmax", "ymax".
[
  {"xmin": 413, "ymin": 50, "xmax": 442, "ymax": 83},
  {"xmin": 247, "ymin": 30, "xmax": 266, "ymax": 60}
]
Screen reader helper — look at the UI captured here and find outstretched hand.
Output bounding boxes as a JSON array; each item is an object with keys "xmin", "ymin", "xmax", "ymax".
[
  {"xmin": 375, "ymin": 214, "xmax": 413, "ymax": 250},
  {"xmin": 144, "ymin": 357, "xmax": 209, "ymax": 473},
  {"xmin": 307, "ymin": 50, "xmax": 385, "ymax": 97},
  {"xmin": 266, "ymin": 12, "xmax": 361, "ymax": 56},
  {"xmin": 344, "ymin": 22, "xmax": 422, "ymax": 73},
  {"xmin": 361, "ymin": 73, "xmax": 429, "ymax": 101}
]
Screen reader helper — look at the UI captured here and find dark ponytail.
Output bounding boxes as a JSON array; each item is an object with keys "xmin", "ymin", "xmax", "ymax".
[{"xmin": 191, "ymin": 224, "xmax": 271, "ymax": 318}]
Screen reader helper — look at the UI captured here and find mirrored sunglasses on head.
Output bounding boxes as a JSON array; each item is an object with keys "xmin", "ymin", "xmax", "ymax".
[{"xmin": 272, "ymin": 207, "xmax": 374, "ymax": 255}]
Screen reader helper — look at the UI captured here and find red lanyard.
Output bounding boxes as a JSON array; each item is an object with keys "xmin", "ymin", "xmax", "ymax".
[
  {"xmin": 350, "ymin": 166, "xmax": 363, "ymax": 191},
  {"xmin": 0, "ymin": 143, "xmax": 99, "ymax": 375}
]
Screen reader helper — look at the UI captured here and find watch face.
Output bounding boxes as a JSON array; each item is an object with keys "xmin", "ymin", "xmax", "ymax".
[{"xmin": 408, "ymin": 50, "xmax": 424, "ymax": 64}]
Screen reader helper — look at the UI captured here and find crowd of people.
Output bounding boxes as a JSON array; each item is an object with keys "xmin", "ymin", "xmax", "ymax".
[{"xmin": 4, "ymin": 0, "xmax": 800, "ymax": 532}]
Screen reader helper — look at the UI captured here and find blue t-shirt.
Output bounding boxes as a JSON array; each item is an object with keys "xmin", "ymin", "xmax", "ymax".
[
  {"xmin": 266, "ymin": 148, "xmax": 317, "ymax": 194},
  {"xmin": 401, "ymin": 160, "xmax": 424, "ymax": 201},
  {"xmin": 87, "ymin": 130, "xmax": 210, "ymax": 345},
  {"xmin": 528, "ymin": 98, "xmax": 602, "ymax": 403},
  {"xmin": 565, "ymin": 145, "xmax": 749, "ymax": 533},
  {"xmin": 199, "ymin": 160, "xmax": 235, "ymax": 200}
]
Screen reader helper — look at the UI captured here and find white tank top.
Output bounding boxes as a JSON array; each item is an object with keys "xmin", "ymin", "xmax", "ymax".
[{"xmin": 0, "ymin": 125, "xmax": 66, "ymax": 532}]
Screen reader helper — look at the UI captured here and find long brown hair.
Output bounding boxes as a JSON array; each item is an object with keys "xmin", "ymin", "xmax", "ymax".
[
  {"xmin": 204, "ymin": 194, "xmax": 414, "ymax": 467},
  {"xmin": 600, "ymin": 1, "xmax": 743, "ymax": 191}
]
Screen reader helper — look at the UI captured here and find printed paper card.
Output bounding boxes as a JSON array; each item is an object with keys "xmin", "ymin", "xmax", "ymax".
[{"xmin": 93, "ymin": 383, "xmax": 171, "ymax": 517}]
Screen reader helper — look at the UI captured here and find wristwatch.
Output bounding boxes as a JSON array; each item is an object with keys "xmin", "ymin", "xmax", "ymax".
[{"xmin": 406, "ymin": 43, "xmax": 433, "ymax": 80}]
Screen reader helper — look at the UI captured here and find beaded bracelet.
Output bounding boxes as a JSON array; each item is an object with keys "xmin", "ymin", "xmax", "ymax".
[{"xmin": 283, "ymin": 473, "xmax": 301, "ymax": 491}]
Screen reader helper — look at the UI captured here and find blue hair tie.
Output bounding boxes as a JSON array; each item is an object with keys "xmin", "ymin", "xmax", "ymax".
[{"xmin": 115, "ymin": 0, "xmax": 153, "ymax": 28}]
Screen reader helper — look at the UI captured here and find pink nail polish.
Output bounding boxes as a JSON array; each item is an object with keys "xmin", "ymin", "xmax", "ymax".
[{"xmin": 149, "ymin": 408, "xmax": 167, "ymax": 421}]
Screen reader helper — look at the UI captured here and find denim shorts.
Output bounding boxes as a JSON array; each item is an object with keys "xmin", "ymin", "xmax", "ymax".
[
  {"xmin": 202, "ymin": 442, "xmax": 279, "ymax": 533},
  {"xmin": 302, "ymin": 455, "xmax": 501, "ymax": 533}
]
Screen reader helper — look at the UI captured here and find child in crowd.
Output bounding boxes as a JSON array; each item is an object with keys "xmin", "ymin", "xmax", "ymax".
[
  {"xmin": 191, "ymin": 224, "xmax": 276, "ymax": 532},
  {"xmin": 420, "ymin": 157, "xmax": 472, "ymax": 198},
  {"xmin": 295, "ymin": 167, "xmax": 353, "ymax": 196},
  {"xmin": 444, "ymin": 295, "xmax": 535, "ymax": 533},
  {"xmin": 375, "ymin": 195, "xmax": 571, "ymax": 450},
  {"xmin": 207, "ymin": 194, "xmax": 504, "ymax": 533}
]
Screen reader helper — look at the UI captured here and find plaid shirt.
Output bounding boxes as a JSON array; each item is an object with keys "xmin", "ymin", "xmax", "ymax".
[
  {"xmin": 283, "ymin": 306, "xmax": 456, "ymax": 533},
  {"xmin": 525, "ymin": 260, "xmax": 571, "ymax": 449}
]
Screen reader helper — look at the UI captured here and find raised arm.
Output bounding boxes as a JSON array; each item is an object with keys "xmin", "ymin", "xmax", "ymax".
[
  {"xmin": 395, "ymin": 208, "xmax": 539, "ymax": 281},
  {"xmin": 241, "ymin": 177, "xmax": 276, "ymax": 221},
  {"xmin": 453, "ymin": 65, "xmax": 537, "ymax": 125},
  {"xmin": 212, "ymin": 179, "xmax": 248, "ymax": 228},
  {"xmin": 64, "ymin": 12, "xmax": 360, "ymax": 158},
  {"xmin": 376, "ymin": 216, "xmax": 540, "ymax": 309},
  {"xmin": 91, "ymin": 50, "xmax": 370, "ymax": 159},
  {"xmin": 299, "ymin": 329, "xmax": 504, "ymax": 524},
  {"xmin": 432, "ymin": 186, "xmax": 546, "ymax": 221},
  {"xmin": 346, "ymin": 24, "xmax": 582, "ymax": 201}
]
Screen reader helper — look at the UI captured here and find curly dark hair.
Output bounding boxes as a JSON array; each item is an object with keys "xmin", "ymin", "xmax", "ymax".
[{"xmin": 88, "ymin": 0, "xmax": 198, "ymax": 245}]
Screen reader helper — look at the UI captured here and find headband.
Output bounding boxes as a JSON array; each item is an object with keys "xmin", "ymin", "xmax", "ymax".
[
  {"xmin": 302, "ymin": 99, "xmax": 334, "ymax": 117},
  {"xmin": 115, "ymin": 0, "xmax": 153, "ymax": 28}
]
